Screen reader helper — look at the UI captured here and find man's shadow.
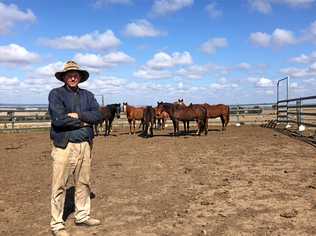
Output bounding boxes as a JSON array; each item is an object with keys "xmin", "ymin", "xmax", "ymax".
[{"xmin": 62, "ymin": 186, "xmax": 96, "ymax": 221}]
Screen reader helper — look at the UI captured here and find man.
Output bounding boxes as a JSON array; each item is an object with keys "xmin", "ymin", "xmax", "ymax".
[{"xmin": 48, "ymin": 60, "xmax": 103, "ymax": 236}]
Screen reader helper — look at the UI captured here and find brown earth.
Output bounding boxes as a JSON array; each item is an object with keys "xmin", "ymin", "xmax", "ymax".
[{"xmin": 0, "ymin": 126, "xmax": 315, "ymax": 236}]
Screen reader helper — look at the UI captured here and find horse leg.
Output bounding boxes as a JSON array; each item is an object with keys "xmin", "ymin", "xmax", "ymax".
[
  {"xmin": 150, "ymin": 121, "xmax": 153, "ymax": 137},
  {"xmin": 204, "ymin": 117, "xmax": 208, "ymax": 135},
  {"xmin": 220, "ymin": 115, "xmax": 225, "ymax": 131},
  {"xmin": 104, "ymin": 121, "xmax": 108, "ymax": 136},
  {"xmin": 172, "ymin": 119, "xmax": 176, "ymax": 135},
  {"xmin": 133, "ymin": 120, "xmax": 136, "ymax": 135},
  {"xmin": 109, "ymin": 118, "xmax": 113, "ymax": 134},
  {"xmin": 128, "ymin": 120, "xmax": 132, "ymax": 135},
  {"xmin": 187, "ymin": 121, "xmax": 190, "ymax": 133}
]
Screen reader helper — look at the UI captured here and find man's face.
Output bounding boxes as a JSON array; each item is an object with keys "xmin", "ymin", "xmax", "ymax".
[{"xmin": 64, "ymin": 71, "xmax": 80, "ymax": 88}]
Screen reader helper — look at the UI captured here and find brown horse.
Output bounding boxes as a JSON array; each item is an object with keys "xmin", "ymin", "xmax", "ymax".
[
  {"xmin": 203, "ymin": 103, "xmax": 230, "ymax": 130},
  {"xmin": 123, "ymin": 102, "xmax": 144, "ymax": 135},
  {"xmin": 174, "ymin": 99, "xmax": 190, "ymax": 133},
  {"xmin": 157, "ymin": 102, "xmax": 208, "ymax": 136},
  {"xmin": 154, "ymin": 106, "xmax": 169, "ymax": 130}
]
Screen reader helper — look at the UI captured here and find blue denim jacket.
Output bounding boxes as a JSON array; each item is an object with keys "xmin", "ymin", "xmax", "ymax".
[{"xmin": 48, "ymin": 85, "xmax": 102, "ymax": 148}]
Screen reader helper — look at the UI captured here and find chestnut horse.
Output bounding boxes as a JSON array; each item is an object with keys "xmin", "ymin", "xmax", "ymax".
[
  {"xmin": 154, "ymin": 106, "xmax": 169, "ymax": 130},
  {"xmin": 123, "ymin": 102, "xmax": 144, "ymax": 135},
  {"xmin": 203, "ymin": 103, "xmax": 230, "ymax": 130},
  {"xmin": 157, "ymin": 102, "xmax": 208, "ymax": 136}
]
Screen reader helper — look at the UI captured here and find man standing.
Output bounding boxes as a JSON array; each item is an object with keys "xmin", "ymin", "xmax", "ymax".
[{"xmin": 49, "ymin": 61, "xmax": 102, "ymax": 236}]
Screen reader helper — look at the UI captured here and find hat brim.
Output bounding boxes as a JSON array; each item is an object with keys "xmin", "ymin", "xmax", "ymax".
[{"xmin": 55, "ymin": 69, "xmax": 89, "ymax": 83}]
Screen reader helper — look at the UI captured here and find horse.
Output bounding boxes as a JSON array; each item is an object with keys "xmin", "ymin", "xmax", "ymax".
[
  {"xmin": 203, "ymin": 103, "xmax": 230, "ymax": 130},
  {"xmin": 154, "ymin": 106, "xmax": 169, "ymax": 130},
  {"xmin": 143, "ymin": 106, "xmax": 155, "ymax": 137},
  {"xmin": 123, "ymin": 102, "xmax": 145, "ymax": 135},
  {"xmin": 95, "ymin": 103, "xmax": 121, "ymax": 136},
  {"xmin": 156, "ymin": 102, "xmax": 208, "ymax": 136},
  {"xmin": 174, "ymin": 99, "xmax": 190, "ymax": 133}
]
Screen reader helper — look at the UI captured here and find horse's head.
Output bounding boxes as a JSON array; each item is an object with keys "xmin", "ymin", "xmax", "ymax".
[
  {"xmin": 115, "ymin": 103, "xmax": 121, "ymax": 118},
  {"xmin": 122, "ymin": 102, "xmax": 127, "ymax": 113},
  {"xmin": 156, "ymin": 102, "xmax": 166, "ymax": 114},
  {"xmin": 174, "ymin": 99, "xmax": 186, "ymax": 108}
]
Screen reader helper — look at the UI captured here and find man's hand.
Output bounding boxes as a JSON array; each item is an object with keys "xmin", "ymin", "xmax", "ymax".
[{"xmin": 67, "ymin": 112, "xmax": 79, "ymax": 119}]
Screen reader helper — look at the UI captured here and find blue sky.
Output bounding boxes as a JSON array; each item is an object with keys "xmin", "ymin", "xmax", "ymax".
[{"xmin": 0, "ymin": 0, "xmax": 316, "ymax": 106}]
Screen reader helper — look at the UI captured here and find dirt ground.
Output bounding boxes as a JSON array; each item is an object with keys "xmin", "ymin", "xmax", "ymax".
[{"xmin": 0, "ymin": 125, "xmax": 315, "ymax": 236}]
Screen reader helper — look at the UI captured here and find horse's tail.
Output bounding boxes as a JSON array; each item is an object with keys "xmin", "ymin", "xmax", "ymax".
[{"xmin": 225, "ymin": 105, "xmax": 230, "ymax": 127}]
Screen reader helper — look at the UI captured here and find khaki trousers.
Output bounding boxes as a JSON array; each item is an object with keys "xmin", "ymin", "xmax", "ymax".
[{"xmin": 50, "ymin": 142, "xmax": 91, "ymax": 231}]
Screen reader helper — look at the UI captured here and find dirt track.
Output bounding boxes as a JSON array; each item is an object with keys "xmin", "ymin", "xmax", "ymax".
[{"xmin": 0, "ymin": 126, "xmax": 315, "ymax": 236}]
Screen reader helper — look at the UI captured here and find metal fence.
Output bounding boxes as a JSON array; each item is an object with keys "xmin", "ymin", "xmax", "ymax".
[
  {"xmin": 0, "ymin": 103, "xmax": 277, "ymax": 131},
  {"xmin": 277, "ymin": 95, "xmax": 316, "ymax": 130}
]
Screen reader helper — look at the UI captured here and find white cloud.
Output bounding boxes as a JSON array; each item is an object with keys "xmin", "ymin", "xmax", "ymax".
[
  {"xmin": 134, "ymin": 67, "xmax": 173, "ymax": 80},
  {"xmin": 74, "ymin": 51, "xmax": 134, "ymax": 68},
  {"xmin": 34, "ymin": 62, "xmax": 64, "ymax": 77},
  {"xmin": 0, "ymin": 44, "xmax": 39, "ymax": 66},
  {"xmin": 248, "ymin": 0, "xmax": 314, "ymax": 14},
  {"xmin": 146, "ymin": 51, "xmax": 192, "ymax": 69},
  {"xmin": 249, "ymin": 0, "xmax": 272, "ymax": 14},
  {"xmin": 250, "ymin": 32, "xmax": 271, "ymax": 47},
  {"xmin": 272, "ymin": 28, "xmax": 296, "ymax": 46},
  {"xmin": 280, "ymin": 67, "xmax": 311, "ymax": 77},
  {"xmin": 273, "ymin": 0, "xmax": 315, "ymax": 8},
  {"xmin": 39, "ymin": 30, "xmax": 121, "ymax": 51},
  {"xmin": 290, "ymin": 51, "xmax": 316, "ymax": 64},
  {"xmin": 176, "ymin": 65, "xmax": 209, "ymax": 79},
  {"xmin": 256, "ymin": 77, "xmax": 273, "ymax": 87},
  {"xmin": 0, "ymin": 2, "xmax": 36, "ymax": 35},
  {"xmin": 201, "ymin": 37, "xmax": 228, "ymax": 54},
  {"xmin": 81, "ymin": 76, "xmax": 126, "ymax": 94},
  {"xmin": 124, "ymin": 19, "xmax": 164, "ymax": 37},
  {"xmin": 151, "ymin": 0, "xmax": 193, "ymax": 16},
  {"xmin": 0, "ymin": 76, "xmax": 20, "ymax": 89},
  {"xmin": 301, "ymin": 20, "xmax": 316, "ymax": 43},
  {"xmin": 250, "ymin": 28, "xmax": 296, "ymax": 47},
  {"xmin": 205, "ymin": 2, "xmax": 222, "ymax": 18},
  {"xmin": 237, "ymin": 63, "xmax": 252, "ymax": 70}
]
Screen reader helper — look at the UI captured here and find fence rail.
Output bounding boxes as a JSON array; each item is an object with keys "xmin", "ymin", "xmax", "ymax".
[
  {"xmin": 277, "ymin": 95, "xmax": 316, "ymax": 132},
  {"xmin": 0, "ymin": 103, "xmax": 277, "ymax": 131}
]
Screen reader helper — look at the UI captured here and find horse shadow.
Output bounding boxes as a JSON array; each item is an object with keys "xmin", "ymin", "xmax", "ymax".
[
  {"xmin": 207, "ymin": 128, "xmax": 222, "ymax": 132},
  {"xmin": 62, "ymin": 186, "xmax": 96, "ymax": 221}
]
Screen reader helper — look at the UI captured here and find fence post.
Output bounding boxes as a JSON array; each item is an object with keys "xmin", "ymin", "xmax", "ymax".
[{"xmin": 236, "ymin": 105, "xmax": 240, "ymax": 125}]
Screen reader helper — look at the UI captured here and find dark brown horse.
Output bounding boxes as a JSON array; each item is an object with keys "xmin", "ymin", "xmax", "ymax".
[
  {"xmin": 157, "ymin": 102, "xmax": 208, "ymax": 136},
  {"xmin": 123, "ymin": 102, "xmax": 145, "ymax": 135},
  {"xmin": 203, "ymin": 103, "xmax": 230, "ymax": 130},
  {"xmin": 174, "ymin": 99, "xmax": 190, "ymax": 133},
  {"xmin": 143, "ymin": 106, "xmax": 155, "ymax": 137},
  {"xmin": 95, "ymin": 103, "xmax": 121, "ymax": 136}
]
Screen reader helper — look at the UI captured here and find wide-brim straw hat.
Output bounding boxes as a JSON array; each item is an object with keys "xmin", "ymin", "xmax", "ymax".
[{"xmin": 55, "ymin": 60, "xmax": 89, "ymax": 83}]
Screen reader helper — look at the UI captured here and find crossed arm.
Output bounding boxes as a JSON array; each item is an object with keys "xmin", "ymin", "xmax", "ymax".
[{"xmin": 48, "ymin": 90, "xmax": 102, "ymax": 130}]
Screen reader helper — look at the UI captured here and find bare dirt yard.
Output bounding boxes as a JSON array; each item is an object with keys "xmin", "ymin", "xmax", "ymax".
[{"xmin": 0, "ymin": 126, "xmax": 315, "ymax": 236}]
